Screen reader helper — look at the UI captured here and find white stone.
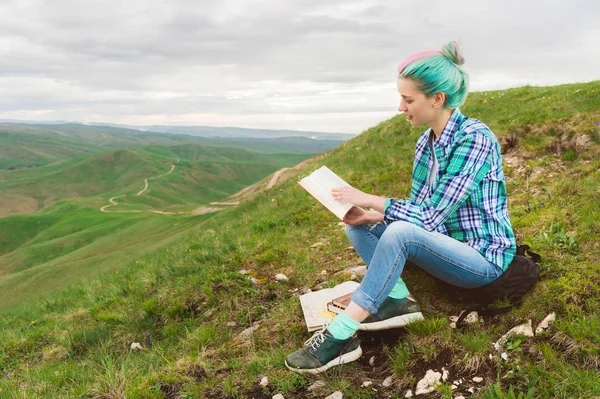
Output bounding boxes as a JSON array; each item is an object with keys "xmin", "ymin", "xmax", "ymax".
[
  {"xmin": 369, "ymin": 356, "xmax": 375, "ymax": 366},
  {"xmin": 415, "ymin": 369, "xmax": 442, "ymax": 395},
  {"xmin": 238, "ymin": 325, "xmax": 259, "ymax": 341},
  {"xmin": 509, "ymin": 320, "xmax": 535, "ymax": 337},
  {"xmin": 130, "ymin": 342, "xmax": 143, "ymax": 350},
  {"xmin": 501, "ymin": 352, "xmax": 508, "ymax": 360},
  {"xmin": 535, "ymin": 312, "xmax": 556, "ymax": 334},
  {"xmin": 449, "ymin": 322, "xmax": 457, "ymax": 329},
  {"xmin": 455, "ymin": 396, "xmax": 466, "ymax": 399},
  {"xmin": 405, "ymin": 390, "xmax": 413, "ymax": 398},
  {"xmin": 311, "ymin": 242, "xmax": 324, "ymax": 248},
  {"xmin": 324, "ymin": 392, "xmax": 343, "ymax": 399},
  {"xmin": 259, "ymin": 376, "xmax": 269, "ymax": 387},
  {"xmin": 350, "ymin": 274, "xmax": 357, "ymax": 280},
  {"xmin": 226, "ymin": 321, "xmax": 237, "ymax": 327},
  {"xmin": 464, "ymin": 311, "xmax": 480, "ymax": 324},
  {"xmin": 361, "ymin": 381, "xmax": 373, "ymax": 388},
  {"xmin": 249, "ymin": 277, "xmax": 258, "ymax": 285},
  {"xmin": 382, "ymin": 376, "xmax": 394, "ymax": 387},
  {"xmin": 307, "ymin": 381, "xmax": 326, "ymax": 392},
  {"xmin": 272, "ymin": 394, "xmax": 284, "ymax": 399},
  {"xmin": 275, "ymin": 273, "xmax": 288, "ymax": 281},
  {"xmin": 451, "ymin": 385, "xmax": 458, "ymax": 389},
  {"xmin": 472, "ymin": 377, "xmax": 483, "ymax": 383},
  {"xmin": 442, "ymin": 367, "xmax": 449, "ymax": 381},
  {"xmin": 468, "ymin": 387, "xmax": 475, "ymax": 394},
  {"xmin": 320, "ymin": 270, "xmax": 328, "ymax": 275},
  {"xmin": 495, "ymin": 320, "xmax": 534, "ymax": 350},
  {"xmin": 239, "ymin": 269, "xmax": 248, "ymax": 275}
]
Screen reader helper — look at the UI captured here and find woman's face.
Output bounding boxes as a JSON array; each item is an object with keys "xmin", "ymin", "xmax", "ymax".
[{"xmin": 397, "ymin": 77, "xmax": 436, "ymax": 127}]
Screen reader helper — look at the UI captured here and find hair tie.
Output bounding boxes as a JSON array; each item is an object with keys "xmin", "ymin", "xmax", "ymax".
[{"xmin": 397, "ymin": 50, "xmax": 443, "ymax": 75}]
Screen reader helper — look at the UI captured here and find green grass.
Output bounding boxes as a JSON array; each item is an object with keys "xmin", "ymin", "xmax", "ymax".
[{"xmin": 0, "ymin": 80, "xmax": 598, "ymax": 398}]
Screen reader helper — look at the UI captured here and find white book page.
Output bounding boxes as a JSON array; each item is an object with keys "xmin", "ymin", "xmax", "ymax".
[
  {"xmin": 299, "ymin": 281, "xmax": 360, "ymax": 331},
  {"xmin": 298, "ymin": 166, "xmax": 354, "ymax": 220}
]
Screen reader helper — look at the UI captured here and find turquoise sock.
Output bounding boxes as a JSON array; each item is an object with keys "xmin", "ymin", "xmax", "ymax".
[
  {"xmin": 327, "ymin": 311, "xmax": 360, "ymax": 340},
  {"xmin": 388, "ymin": 278, "xmax": 410, "ymax": 299}
]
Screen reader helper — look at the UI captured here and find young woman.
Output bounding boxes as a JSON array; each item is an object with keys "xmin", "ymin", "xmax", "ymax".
[{"xmin": 285, "ymin": 41, "xmax": 516, "ymax": 374}]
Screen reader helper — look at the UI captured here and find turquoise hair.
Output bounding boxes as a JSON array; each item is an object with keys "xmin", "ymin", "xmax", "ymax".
[{"xmin": 399, "ymin": 41, "xmax": 469, "ymax": 108}]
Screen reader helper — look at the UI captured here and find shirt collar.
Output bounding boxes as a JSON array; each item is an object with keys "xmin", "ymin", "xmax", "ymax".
[{"xmin": 428, "ymin": 108, "xmax": 464, "ymax": 148}]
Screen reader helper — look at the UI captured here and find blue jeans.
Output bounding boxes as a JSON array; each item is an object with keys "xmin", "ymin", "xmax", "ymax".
[{"xmin": 346, "ymin": 221, "xmax": 504, "ymax": 313}]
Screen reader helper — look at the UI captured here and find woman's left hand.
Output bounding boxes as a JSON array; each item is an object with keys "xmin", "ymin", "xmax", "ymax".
[{"xmin": 331, "ymin": 186, "xmax": 370, "ymax": 207}]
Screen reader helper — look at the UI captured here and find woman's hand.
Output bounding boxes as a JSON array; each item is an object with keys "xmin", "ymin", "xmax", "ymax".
[
  {"xmin": 331, "ymin": 186, "xmax": 371, "ymax": 207},
  {"xmin": 343, "ymin": 206, "xmax": 384, "ymax": 226}
]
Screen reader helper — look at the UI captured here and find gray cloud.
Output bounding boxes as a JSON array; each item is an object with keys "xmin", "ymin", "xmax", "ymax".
[{"xmin": 0, "ymin": 0, "xmax": 598, "ymax": 133}]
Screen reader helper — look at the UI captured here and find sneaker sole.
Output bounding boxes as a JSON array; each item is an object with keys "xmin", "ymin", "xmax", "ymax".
[
  {"xmin": 358, "ymin": 312, "xmax": 424, "ymax": 331},
  {"xmin": 284, "ymin": 345, "xmax": 363, "ymax": 374}
]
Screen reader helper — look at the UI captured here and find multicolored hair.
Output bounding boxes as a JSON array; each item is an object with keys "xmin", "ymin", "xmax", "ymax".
[{"xmin": 397, "ymin": 41, "xmax": 469, "ymax": 108}]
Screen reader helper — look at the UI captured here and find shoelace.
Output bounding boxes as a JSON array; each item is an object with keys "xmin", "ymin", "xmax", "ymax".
[{"xmin": 304, "ymin": 324, "xmax": 328, "ymax": 351}]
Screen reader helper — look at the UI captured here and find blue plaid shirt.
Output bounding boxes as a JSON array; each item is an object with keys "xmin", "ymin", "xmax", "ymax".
[{"xmin": 384, "ymin": 108, "xmax": 516, "ymax": 270}]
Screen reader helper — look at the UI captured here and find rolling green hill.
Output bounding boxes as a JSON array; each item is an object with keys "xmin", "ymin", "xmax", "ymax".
[
  {"xmin": 0, "ymin": 123, "xmax": 345, "ymax": 170},
  {"xmin": 0, "ymin": 81, "xmax": 598, "ymax": 398},
  {"xmin": 0, "ymin": 144, "xmax": 316, "ymax": 217}
]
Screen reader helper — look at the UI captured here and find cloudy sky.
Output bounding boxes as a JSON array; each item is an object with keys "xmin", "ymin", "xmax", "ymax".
[{"xmin": 0, "ymin": 0, "xmax": 598, "ymax": 134}]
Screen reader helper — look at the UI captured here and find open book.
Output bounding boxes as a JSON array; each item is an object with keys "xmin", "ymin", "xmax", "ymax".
[
  {"xmin": 299, "ymin": 281, "xmax": 360, "ymax": 331},
  {"xmin": 298, "ymin": 166, "xmax": 354, "ymax": 220}
]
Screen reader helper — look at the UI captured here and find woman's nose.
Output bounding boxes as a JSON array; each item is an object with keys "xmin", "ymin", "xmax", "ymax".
[{"xmin": 398, "ymin": 101, "xmax": 407, "ymax": 112}]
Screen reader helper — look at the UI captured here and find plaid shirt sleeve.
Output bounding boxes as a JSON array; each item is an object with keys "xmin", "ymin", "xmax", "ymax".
[{"xmin": 384, "ymin": 131, "xmax": 494, "ymax": 231}]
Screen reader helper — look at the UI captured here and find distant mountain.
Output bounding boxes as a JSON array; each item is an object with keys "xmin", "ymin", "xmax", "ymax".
[
  {"xmin": 89, "ymin": 123, "xmax": 356, "ymax": 140},
  {"xmin": 0, "ymin": 123, "xmax": 345, "ymax": 170},
  {"xmin": 0, "ymin": 119, "xmax": 356, "ymax": 140}
]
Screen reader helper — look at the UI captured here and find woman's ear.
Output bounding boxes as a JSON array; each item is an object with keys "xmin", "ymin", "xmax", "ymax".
[{"xmin": 432, "ymin": 92, "xmax": 446, "ymax": 108}]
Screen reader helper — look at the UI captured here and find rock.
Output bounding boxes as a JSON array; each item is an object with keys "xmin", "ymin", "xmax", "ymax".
[
  {"xmin": 311, "ymin": 242, "xmax": 324, "ymax": 248},
  {"xmin": 238, "ymin": 325, "xmax": 259, "ymax": 341},
  {"xmin": 272, "ymin": 394, "xmax": 284, "ymax": 399},
  {"xmin": 320, "ymin": 270, "xmax": 328, "ymax": 275},
  {"xmin": 226, "ymin": 322, "xmax": 237, "ymax": 327},
  {"xmin": 455, "ymin": 396, "xmax": 466, "ymax": 399},
  {"xmin": 249, "ymin": 277, "xmax": 259, "ymax": 285},
  {"xmin": 335, "ymin": 265, "xmax": 367, "ymax": 277},
  {"xmin": 345, "ymin": 245, "xmax": 354, "ymax": 251},
  {"xmin": 451, "ymin": 384, "xmax": 458, "ymax": 389},
  {"xmin": 501, "ymin": 352, "xmax": 508, "ymax": 360},
  {"xmin": 495, "ymin": 320, "xmax": 534, "ymax": 350},
  {"xmin": 361, "ymin": 381, "xmax": 373, "ymax": 388},
  {"xmin": 130, "ymin": 342, "xmax": 143, "ymax": 350},
  {"xmin": 405, "ymin": 390, "xmax": 413, "ymax": 398},
  {"xmin": 382, "ymin": 376, "xmax": 394, "ymax": 387},
  {"xmin": 449, "ymin": 311, "xmax": 479, "ymax": 325},
  {"xmin": 472, "ymin": 377, "xmax": 483, "ymax": 383},
  {"xmin": 259, "ymin": 376, "xmax": 269, "ymax": 387},
  {"xmin": 275, "ymin": 273, "xmax": 288, "ymax": 282},
  {"xmin": 369, "ymin": 356, "xmax": 375, "ymax": 366},
  {"xmin": 299, "ymin": 287, "xmax": 312, "ymax": 294},
  {"xmin": 324, "ymin": 392, "xmax": 343, "ymax": 399},
  {"xmin": 350, "ymin": 274, "xmax": 358, "ymax": 280},
  {"xmin": 307, "ymin": 380, "xmax": 326, "ymax": 392},
  {"xmin": 468, "ymin": 387, "xmax": 475, "ymax": 394},
  {"xmin": 415, "ymin": 369, "xmax": 442, "ymax": 395},
  {"xmin": 575, "ymin": 134, "xmax": 592, "ymax": 150},
  {"xmin": 239, "ymin": 269, "xmax": 248, "ymax": 275},
  {"xmin": 442, "ymin": 367, "xmax": 449, "ymax": 381},
  {"xmin": 535, "ymin": 312, "xmax": 556, "ymax": 334}
]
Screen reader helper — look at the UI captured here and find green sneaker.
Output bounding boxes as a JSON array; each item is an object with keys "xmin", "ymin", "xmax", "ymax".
[
  {"xmin": 358, "ymin": 297, "xmax": 424, "ymax": 331},
  {"xmin": 285, "ymin": 326, "xmax": 362, "ymax": 374}
]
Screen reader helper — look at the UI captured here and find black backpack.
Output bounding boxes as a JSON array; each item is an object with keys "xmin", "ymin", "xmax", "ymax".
[{"xmin": 434, "ymin": 244, "xmax": 541, "ymax": 325}]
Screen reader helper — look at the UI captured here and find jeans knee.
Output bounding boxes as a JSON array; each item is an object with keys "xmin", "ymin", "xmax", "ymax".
[{"xmin": 381, "ymin": 221, "xmax": 418, "ymax": 243}]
